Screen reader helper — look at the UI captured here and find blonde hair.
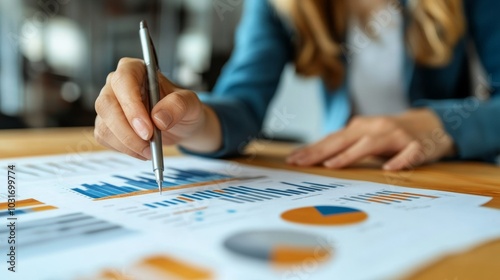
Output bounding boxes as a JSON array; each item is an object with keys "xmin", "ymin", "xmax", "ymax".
[{"xmin": 271, "ymin": 0, "xmax": 466, "ymax": 89}]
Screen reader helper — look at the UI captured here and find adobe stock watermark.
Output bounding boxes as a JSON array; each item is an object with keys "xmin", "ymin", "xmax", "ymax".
[
  {"xmin": 213, "ymin": 0, "xmax": 242, "ymax": 21},
  {"xmin": 8, "ymin": 0, "xmax": 71, "ymax": 49}
]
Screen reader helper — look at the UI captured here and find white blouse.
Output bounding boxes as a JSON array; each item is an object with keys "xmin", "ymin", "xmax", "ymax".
[{"xmin": 347, "ymin": 8, "xmax": 409, "ymax": 116}]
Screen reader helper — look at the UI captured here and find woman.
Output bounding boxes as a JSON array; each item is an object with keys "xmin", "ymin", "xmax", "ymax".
[{"xmin": 94, "ymin": 0, "xmax": 500, "ymax": 170}]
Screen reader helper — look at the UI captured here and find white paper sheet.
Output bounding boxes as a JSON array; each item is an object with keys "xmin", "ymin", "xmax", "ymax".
[{"xmin": 1, "ymin": 151, "xmax": 499, "ymax": 280}]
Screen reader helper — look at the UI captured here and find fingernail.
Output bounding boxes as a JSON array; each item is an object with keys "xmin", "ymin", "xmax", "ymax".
[
  {"xmin": 154, "ymin": 110, "xmax": 172, "ymax": 130},
  {"xmin": 142, "ymin": 146, "xmax": 152, "ymax": 159},
  {"xmin": 132, "ymin": 118, "xmax": 150, "ymax": 140},
  {"xmin": 383, "ymin": 164, "xmax": 393, "ymax": 170},
  {"xmin": 287, "ymin": 153, "xmax": 305, "ymax": 165},
  {"xmin": 324, "ymin": 159, "xmax": 339, "ymax": 168}
]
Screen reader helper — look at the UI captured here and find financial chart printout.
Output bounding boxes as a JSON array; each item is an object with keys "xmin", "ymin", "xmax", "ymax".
[{"xmin": 1, "ymin": 151, "xmax": 500, "ymax": 280}]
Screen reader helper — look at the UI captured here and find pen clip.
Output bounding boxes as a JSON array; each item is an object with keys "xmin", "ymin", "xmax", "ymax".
[{"xmin": 149, "ymin": 36, "xmax": 160, "ymax": 71}]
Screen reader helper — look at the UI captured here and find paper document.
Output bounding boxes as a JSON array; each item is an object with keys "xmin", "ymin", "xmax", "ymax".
[{"xmin": 1, "ymin": 151, "xmax": 499, "ymax": 280}]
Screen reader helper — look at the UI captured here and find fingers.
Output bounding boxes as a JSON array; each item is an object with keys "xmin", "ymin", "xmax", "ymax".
[
  {"xmin": 94, "ymin": 116, "xmax": 149, "ymax": 160},
  {"xmin": 95, "ymin": 81, "xmax": 151, "ymax": 159},
  {"xmin": 323, "ymin": 136, "xmax": 381, "ymax": 168},
  {"xmin": 322, "ymin": 128, "xmax": 414, "ymax": 168},
  {"xmin": 383, "ymin": 141, "xmax": 426, "ymax": 171},
  {"xmin": 110, "ymin": 58, "xmax": 153, "ymax": 141},
  {"xmin": 286, "ymin": 131, "xmax": 359, "ymax": 166}
]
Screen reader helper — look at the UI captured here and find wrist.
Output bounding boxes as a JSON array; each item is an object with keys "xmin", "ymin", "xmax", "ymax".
[{"xmin": 178, "ymin": 105, "xmax": 222, "ymax": 153}]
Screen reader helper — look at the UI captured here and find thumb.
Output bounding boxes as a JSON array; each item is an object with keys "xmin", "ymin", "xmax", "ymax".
[{"xmin": 151, "ymin": 90, "xmax": 202, "ymax": 131}]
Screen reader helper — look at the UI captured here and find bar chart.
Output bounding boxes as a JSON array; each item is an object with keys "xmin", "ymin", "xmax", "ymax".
[
  {"xmin": 143, "ymin": 181, "xmax": 347, "ymax": 208},
  {"xmin": 340, "ymin": 190, "xmax": 439, "ymax": 205},
  {"xmin": 0, "ymin": 198, "xmax": 57, "ymax": 217},
  {"xmin": 70, "ymin": 168, "xmax": 245, "ymax": 200},
  {"xmin": 0, "ymin": 212, "xmax": 134, "ymax": 257},
  {"xmin": 80, "ymin": 254, "xmax": 214, "ymax": 280},
  {"xmin": 8, "ymin": 155, "xmax": 135, "ymax": 180}
]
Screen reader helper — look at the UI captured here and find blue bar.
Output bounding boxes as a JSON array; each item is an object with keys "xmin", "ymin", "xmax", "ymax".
[
  {"xmin": 101, "ymin": 183, "xmax": 129, "ymax": 194},
  {"xmin": 136, "ymin": 176, "xmax": 157, "ymax": 183},
  {"xmin": 161, "ymin": 181, "xmax": 179, "ymax": 187},
  {"xmin": 154, "ymin": 202, "xmax": 169, "ymax": 207},
  {"xmin": 265, "ymin": 188, "xmax": 295, "ymax": 196},
  {"xmin": 340, "ymin": 197, "xmax": 369, "ymax": 204},
  {"xmin": 298, "ymin": 184, "xmax": 325, "ymax": 191},
  {"xmin": 81, "ymin": 185, "xmax": 112, "ymax": 197},
  {"xmin": 164, "ymin": 176, "xmax": 192, "ymax": 185},
  {"xmin": 144, "ymin": 203, "xmax": 157, "ymax": 208},
  {"xmin": 205, "ymin": 191, "xmax": 253, "ymax": 202},
  {"xmin": 303, "ymin": 182, "xmax": 342, "ymax": 188},
  {"xmin": 224, "ymin": 188, "xmax": 271, "ymax": 200},
  {"xmin": 219, "ymin": 198, "xmax": 243, "ymax": 204},
  {"xmin": 192, "ymin": 192, "xmax": 214, "ymax": 199},
  {"xmin": 126, "ymin": 180, "xmax": 156, "ymax": 190},
  {"xmin": 281, "ymin": 182, "xmax": 313, "ymax": 189},
  {"xmin": 172, "ymin": 199, "xmax": 187, "ymax": 204},
  {"xmin": 180, "ymin": 194, "xmax": 203, "ymax": 201},
  {"xmin": 283, "ymin": 189, "xmax": 308, "ymax": 195},
  {"xmin": 122, "ymin": 187, "xmax": 141, "ymax": 192},
  {"xmin": 197, "ymin": 191, "xmax": 221, "ymax": 198},
  {"xmin": 297, "ymin": 187, "xmax": 320, "ymax": 192},
  {"xmin": 236, "ymin": 195, "xmax": 262, "ymax": 202},
  {"xmin": 231, "ymin": 186, "xmax": 280, "ymax": 198},
  {"xmin": 163, "ymin": 200, "xmax": 177, "ymax": 205},
  {"xmin": 72, "ymin": 188, "xmax": 100, "ymax": 199},
  {"xmin": 86, "ymin": 185, "xmax": 118, "ymax": 197},
  {"xmin": 170, "ymin": 168, "xmax": 219, "ymax": 177},
  {"xmin": 236, "ymin": 186, "xmax": 289, "ymax": 197}
]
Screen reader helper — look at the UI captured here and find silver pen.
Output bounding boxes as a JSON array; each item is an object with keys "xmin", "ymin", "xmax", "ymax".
[{"xmin": 139, "ymin": 20, "xmax": 164, "ymax": 195}]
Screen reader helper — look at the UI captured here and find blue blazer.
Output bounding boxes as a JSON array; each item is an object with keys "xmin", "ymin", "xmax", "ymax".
[{"xmin": 192, "ymin": 0, "xmax": 500, "ymax": 162}]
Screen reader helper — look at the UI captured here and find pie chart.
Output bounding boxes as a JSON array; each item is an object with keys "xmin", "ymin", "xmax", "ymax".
[
  {"xmin": 223, "ymin": 230, "xmax": 332, "ymax": 266},
  {"xmin": 281, "ymin": 206, "xmax": 368, "ymax": 226}
]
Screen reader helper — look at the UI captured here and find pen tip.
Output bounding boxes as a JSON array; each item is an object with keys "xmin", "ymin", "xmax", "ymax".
[
  {"xmin": 158, "ymin": 181, "xmax": 162, "ymax": 195},
  {"xmin": 140, "ymin": 20, "xmax": 148, "ymax": 29}
]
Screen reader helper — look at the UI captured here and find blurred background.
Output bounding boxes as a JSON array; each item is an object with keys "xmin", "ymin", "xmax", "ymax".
[{"xmin": 0, "ymin": 0, "xmax": 332, "ymax": 143}]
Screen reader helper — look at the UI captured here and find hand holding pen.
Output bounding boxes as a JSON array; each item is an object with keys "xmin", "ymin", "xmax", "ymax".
[{"xmin": 94, "ymin": 33, "xmax": 223, "ymax": 190}]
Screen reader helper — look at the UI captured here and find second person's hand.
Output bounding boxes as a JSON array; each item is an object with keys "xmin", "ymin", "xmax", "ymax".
[
  {"xmin": 286, "ymin": 109, "xmax": 456, "ymax": 170},
  {"xmin": 94, "ymin": 58, "xmax": 222, "ymax": 160}
]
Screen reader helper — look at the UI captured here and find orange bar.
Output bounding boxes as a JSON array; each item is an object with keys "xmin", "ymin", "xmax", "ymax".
[
  {"xmin": 0, "ymin": 198, "xmax": 43, "ymax": 210},
  {"xmin": 140, "ymin": 255, "xmax": 213, "ymax": 280},
  {"xmin": 177, "ymin": 197, "xmax": 193, "ymax": 202},
  {"xmin": 367, "ymin": 198, "xmax": 390, "ymax": 204},
  {"xmin": 213, "ymin": 190, "xmax": 225, "ymax": 193},
  {"xmin": 98, "ymin": 270, "xmax": 132, "ymax": 280},
  {"xmin": 403, "ymin": 192, "xmax": 439, "ymax": 199},
  {"xmin": 384, "ymin": 193, "xmax": 413, "ymax": 200},
  {"xmin": 368, "ymin": 196, "xmax": 399, "ymax": 202},
  {"xmin": 272, "ymin": 246, "xmax": 331, "ymax": 266},
  {"xmin": 32, "ymin": 205, "xmax": 58, "ymax": 212},
  {"xmin": 373, "ymin": 194, "xmax": 408, "ymax": 202}
]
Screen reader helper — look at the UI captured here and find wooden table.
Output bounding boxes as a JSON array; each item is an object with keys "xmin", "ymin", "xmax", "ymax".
[{"xmin": 1, "ymin": 127, "xmax": 499, "ymax": 279}]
